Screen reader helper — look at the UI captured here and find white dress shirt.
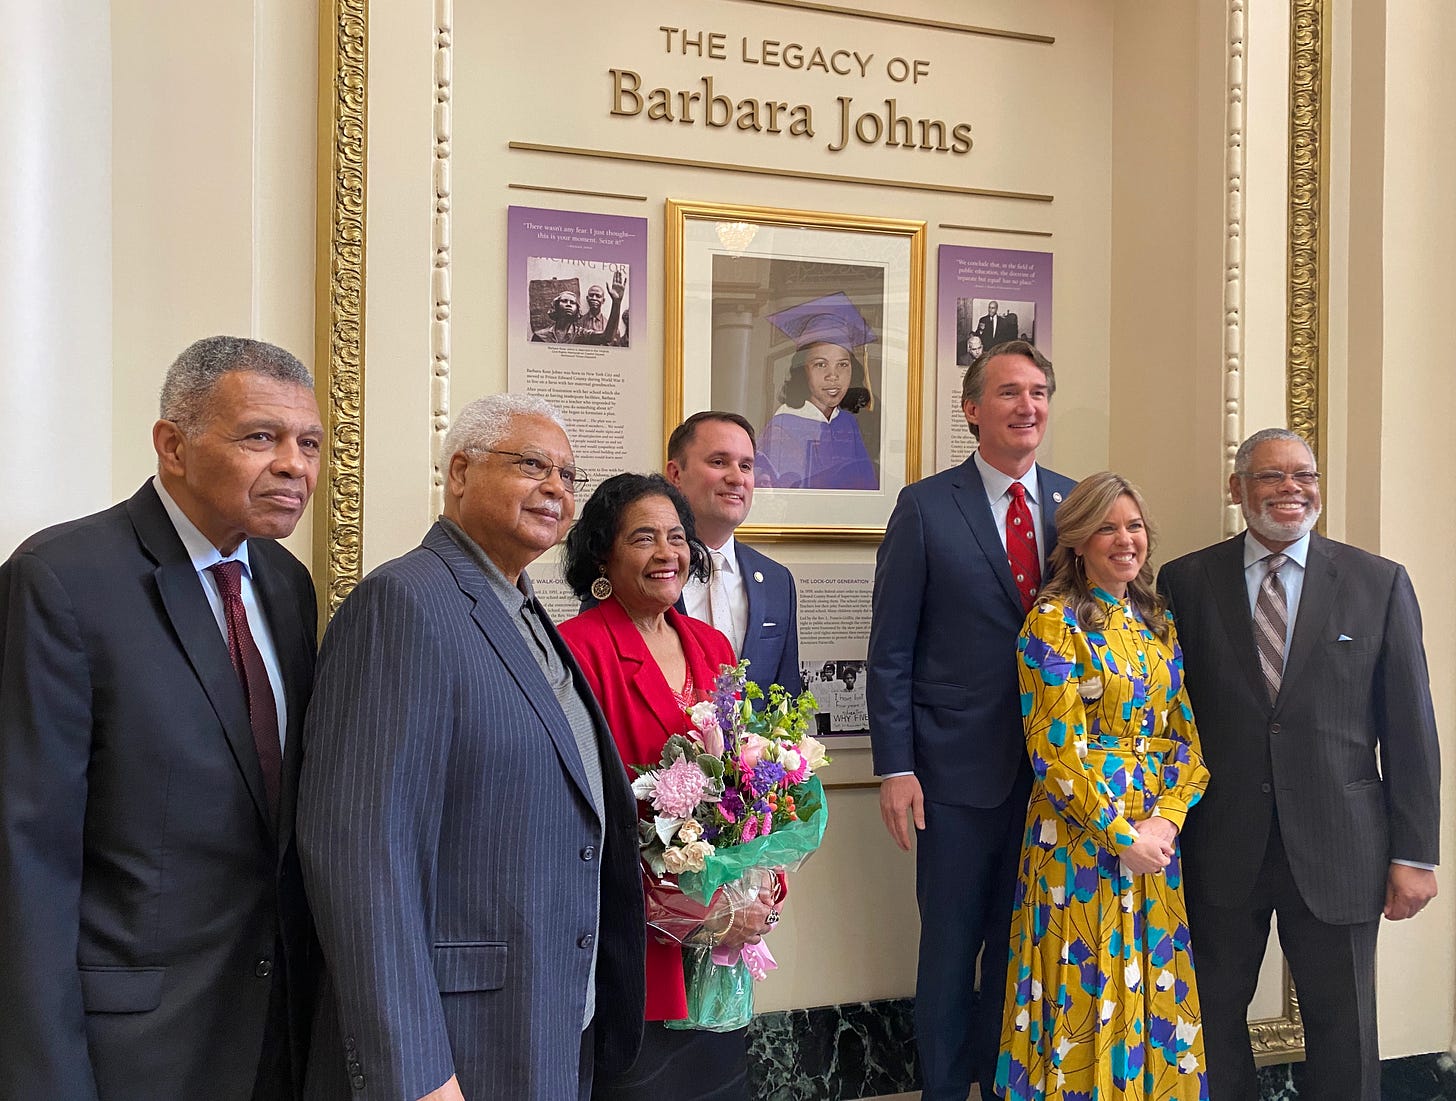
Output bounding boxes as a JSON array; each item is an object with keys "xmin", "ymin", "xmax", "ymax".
[
  {"xmin": 974, "ymin": 450, "xmax": 1048, "ymax": 567},
  {"xmin": 682, "ymin": 534, "xmax": 748, "ymax": 655},
  {"xmin": 153, "ymin": 476, "xmax": 289, "ymax": 748}
]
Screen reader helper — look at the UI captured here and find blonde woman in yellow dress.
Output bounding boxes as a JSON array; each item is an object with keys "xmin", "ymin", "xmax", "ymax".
[{"xmin": 994, "ymin": 472, "xmax": 1211, "ymax": 1101}]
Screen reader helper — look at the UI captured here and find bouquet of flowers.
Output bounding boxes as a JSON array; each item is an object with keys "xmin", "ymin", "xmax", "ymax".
[{"xmin": 630, "ymin": 660, "xmax": 830, "ymax": 1031}]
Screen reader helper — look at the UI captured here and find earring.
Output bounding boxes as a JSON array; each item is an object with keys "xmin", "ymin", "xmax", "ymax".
[{"xmin": 590, "ymin": 571, "xmax": 613, "ymax": 601}]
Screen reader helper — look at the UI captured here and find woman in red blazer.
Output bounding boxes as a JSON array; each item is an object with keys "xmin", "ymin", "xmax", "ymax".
[{"xmin": 559, "ymin": 473, "xmax": 777, "ymax": 1101}]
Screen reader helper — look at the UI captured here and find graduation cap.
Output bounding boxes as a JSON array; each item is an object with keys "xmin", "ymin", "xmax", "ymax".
[{"xmin": 766, "ymin": 291, "xmax": 877, "ymax": 351}]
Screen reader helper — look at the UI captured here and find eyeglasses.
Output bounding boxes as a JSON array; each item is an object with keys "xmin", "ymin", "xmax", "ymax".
[
  {"xmin": 483, "ymin": 449, "xmax": 590, "ymax": 492},
  {"xmin": 1243, "ymin": 469, "xmax": 1321, "ymax": 487}
]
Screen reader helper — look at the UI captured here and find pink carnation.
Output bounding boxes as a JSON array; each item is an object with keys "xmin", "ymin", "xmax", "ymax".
[
  {"xmin": 741, "ymin": 814, "xmax": 760, "ymax": 842},
  {"xmin": 651, "ymin": 756, "xmax": 708, "ymax": 819},
  {"xmin": 759, "ymin": 812, "xmax": 773, "ymax": 836}
]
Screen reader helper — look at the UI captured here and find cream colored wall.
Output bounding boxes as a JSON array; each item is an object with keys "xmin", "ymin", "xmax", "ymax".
[{"xmin": 111, "ymin": 0, "xmax": 318, "ymax": 565}]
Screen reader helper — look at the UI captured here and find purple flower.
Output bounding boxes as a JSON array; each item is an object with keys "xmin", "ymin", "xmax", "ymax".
[{"xmin": 749, "ymin": 760, "xmax": 786, "ymax": 796}]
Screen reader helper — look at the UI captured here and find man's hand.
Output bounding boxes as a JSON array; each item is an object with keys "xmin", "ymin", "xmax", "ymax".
[
  {"xmin": 1137, "ymin": 815, "xmax": 1178, "ymax": 856},
  {"xmin": 419, "ymin": 1074, "xmax": 466, "ymax": 1101},
  {"xmin": 1384, "ymin": 864, "xmax": 1438, "ymax": 920},
  {"xmin": 879, "ymin": 774, "xmax": 925, "ymax": 852}
]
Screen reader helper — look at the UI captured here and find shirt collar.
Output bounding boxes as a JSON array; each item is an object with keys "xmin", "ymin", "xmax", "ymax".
[
  {"xmin": 439, "ymin": 516, "xmax": 536, "ymax": 611},
  {"xmin": 152, "ymin": 475, "xmax": 252, "ymax": 577},
  {"xmin": 775, "ymin": 402, "xmax": 841, "ymax": 424},
  {"xmin": 973, "ymin": 450, "xmax": 1039, "ymax": 505},
  {"xmin": 707, "ymin": 534, "xmax": 738, "ymax": 574},
  {"xmin": 1242, "ymin": 529, "xmax": 1311, "ymax": 571}
]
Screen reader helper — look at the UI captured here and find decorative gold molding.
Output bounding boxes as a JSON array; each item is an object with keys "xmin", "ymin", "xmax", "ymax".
[
  {"xmin": 937, "ymin": 222, "xmax": 1053, "ymax": 238},
  {"xmin": 507, "ymin": 142, "xmax": 1055, "ymax": 203},
  {"xmin": 1287, "ymin": 0, "xmax": 1325, "ymax": 462},
  {"xmin": 315, "ymin": 0, "xmax": 368, "ymax": 620},
  {"xmin": 430, "ymin": 0, "xmax": 453, "ymax": 516},
  {"xmin": 1250, "ymin": 985, "xmax": 1305, "ymax": 1065},
  {"xmin": 1222, "ymin": 0, "xmax": 1247, "ymax": 538},
  {"xmin": 507, "ymin": 183, "xmax": 649, "ymax": 203},
  {"xmin": 733, "ymin": 0, "xmax": 1055, "ymax": 44}
]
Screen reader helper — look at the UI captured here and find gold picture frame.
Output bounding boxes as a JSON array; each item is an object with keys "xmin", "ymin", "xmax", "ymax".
[{"xmin": 665, "ymin": 199, "xmax": 926, "ymax": 542}]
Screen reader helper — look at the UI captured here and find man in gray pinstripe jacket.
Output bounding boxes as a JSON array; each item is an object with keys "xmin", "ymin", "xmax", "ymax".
[{"xmin": 297, "ymin": 394, "xmax": 644, "ymax": 1101}]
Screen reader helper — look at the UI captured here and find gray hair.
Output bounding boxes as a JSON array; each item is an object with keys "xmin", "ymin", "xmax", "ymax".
[
  {"xmin": 1233, "ymin": 428, "xmax": 1315, "ymax": 474},
  {"xmin": 441, "ymin": 393, "xmax": 568, "ymax": 460},
  {"xmin": 159, "ymin": 336, "xmax": 313, "ymax": 435}
]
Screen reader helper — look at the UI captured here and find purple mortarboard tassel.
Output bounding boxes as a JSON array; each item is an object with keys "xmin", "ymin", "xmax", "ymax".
[{"xmin": 766, "ymin": 291, "xmax": 877, "ymax": 351}]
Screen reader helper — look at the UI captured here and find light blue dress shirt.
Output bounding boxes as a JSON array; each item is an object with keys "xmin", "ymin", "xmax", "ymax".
[
  {"xmin": 152, "ymin": 476, "xmax": 289, "ymax": 748},
  {"xmin": 1241, "ymin": 530, "xmax": 1310, "ymax": 656}
]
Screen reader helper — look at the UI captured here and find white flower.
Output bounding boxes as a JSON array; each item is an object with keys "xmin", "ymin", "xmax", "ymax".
[
  {"xmin": 1100, "ymin": 999, "xmax": 1116, "ymax": 1023},
  {"xmin": 798, "ymin": 733, "xmax": 829, "ymax": 773},
  {"xmin": 1176, "ymin": 1017, "xmax": 1202, "ymax": 1047},
  {"xmin": 680, "ymin": 839, "xmax": 715, "ymax": 872},
  {"xmin": 1039, "ymin": 818, "xmax": 1060, "ymax": 846},
  {"xmin": 662, "ymin": 846, "xmax": 688, "ymax": 874},
  {"xmin": 677, "ymin": 818, "xmax": 704, "ymax": 844},
  {"xmin": 1121, "ymin": 887, "xmax": 1135, "ymax": 912},
  {"xmin": 1179, "ymin": 1051, "xmax": 1200, "ymax": 1073},
  {"xmin": 1073, "ymin": 737, "xmax": 1088, "ymax": 760},
  {"xmin": 1056, "ymin": 777, "xmax": 1075, "ymax": 797},
  {"xmin": 1055, "ymin": 1037, "xmax": 1076, "ymax": 1062},
  {"xmin": 1078, "ymin": 675, "xmax": 1104, "ymax": 700},
  {"xmin": 1014, "ymin": 1008, "xmax": 1029, "ymax": 1032},
  {"xmin": 1124, "ymin": 959, "xmax": 1141, "ymax": 991},
  {"xmin": 1030, "ymin": 978, "xmax": 1043, "ymax": 1002},
  {"xmin": 688, "ymin": 701, "xmax": 724, "ymax": 755},
  {"xmin": 1050, "ymin": 884, "xmax": 1066, "ymax": 906},
  {"xmin": 777, "ymin": 745, "xmax": 805, "ymax": 774},
  {"xmin": 1156, "ymin": 969, "xmax": 1175, "ymax": 991}
]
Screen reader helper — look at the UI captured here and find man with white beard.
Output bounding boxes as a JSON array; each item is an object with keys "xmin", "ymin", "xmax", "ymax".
[{"xmin": 1159, "ymin": 427, "xmax": 1441, "ymax": 1101}]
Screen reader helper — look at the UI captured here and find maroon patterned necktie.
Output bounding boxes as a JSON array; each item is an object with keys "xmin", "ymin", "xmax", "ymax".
[
  {"xmin": 208, "ymin": 560, "xmax": 281, "ymax": 817},
  {"xmin": 1006, "ymin": 482, "xmax": 1041, "ymax": 614}
]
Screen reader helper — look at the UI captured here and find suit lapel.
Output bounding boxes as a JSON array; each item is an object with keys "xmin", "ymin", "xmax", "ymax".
[
  {"xmin": 1036, "ymin": 468, "xmax": 1066, "ymax": 568},
  {"xmin": 1204, "ymin": 534, "xmax": 1269, "ymax": 705},
  {"xmin": 250, "ymin": 548, "xmax": 312, "ymax": 854},
  {"xmin": 735, "ymin": 543, "xmax": 764, "ymax": 661},
  {"xmin": 129, "ymin": 486, "xmax": 274, "ymax": 834},
  {"xmin": 598, "ymin": 599, "xmax": 679, "ymax": 745},
  {"xmin": 950, "ymin": 457, "xmax": 1022, "ymax": 611},
  {"xmin": 1278, "ymin": 535, "xmax": 1338, "ymax": 701},
  {"xmin": 427, "ymin": 525, "xmax": 595, "ymax": 802}
]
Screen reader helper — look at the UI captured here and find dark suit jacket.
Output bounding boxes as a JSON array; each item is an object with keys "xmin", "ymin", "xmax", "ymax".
[
  {"xmin": 1160, "ymin": 532, "xmax": 1441, "ymax": 924},
  {"xmin": 0, "ymin": 480, "xmax": 317, "ymax": 1100},
  {"xmin": 734, "ymin": 541, "xmax": 804, "ymax": 697},
  {"xmin": 297, "ymin": 523, "xmax": 645, "ymax": 1101},
  {"xmin": 974, "ymin": 312, "xmax": 1019, "ymax": 348},
  {"xmin": 558, "ymin": 600, "xmax": 736, "ymax": 1020},
  {"xmin": 868, "ymin": 458, "xmax": 1075, "ymax": 806}
]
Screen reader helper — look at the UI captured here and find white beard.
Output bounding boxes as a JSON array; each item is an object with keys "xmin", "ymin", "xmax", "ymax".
[{"xmin": 1242, "ymin": 499, "xmax": 1321, "ymax": 545}]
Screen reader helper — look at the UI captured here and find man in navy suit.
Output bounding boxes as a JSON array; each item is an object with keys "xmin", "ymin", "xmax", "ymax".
[
  {"xmin": 665, "ymin": 410, "xmax": 803, "ymax": 696},
  {"xmin": 868, "ymin": 341, "xmax": 1075, "ymax": 1099},
  {"xmin": 0, "ymin": 336, "xmax": 322, "ymax": 1099},
  {"xmin": 297, "ymin": 394, "xmax": 644, "ymax": 1101}
]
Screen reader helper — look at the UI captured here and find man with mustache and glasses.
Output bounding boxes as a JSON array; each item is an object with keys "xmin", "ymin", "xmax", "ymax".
[
  {"xmin": 1160, "ymin": 427, "xmax": 1441, "ymax": 1101},
  {"xmin": 297, "ymin": 394, "xmax": 644, "ymax": 1101}
]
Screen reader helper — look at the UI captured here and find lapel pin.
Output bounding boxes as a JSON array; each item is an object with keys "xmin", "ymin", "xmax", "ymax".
[
  {"xmin": 1053, "ymin": 491, "xmax": 1063, "ymax": 503},
  {"xmin": 753, "ymin": 571, "xmax": 764, "ymax": 583}
]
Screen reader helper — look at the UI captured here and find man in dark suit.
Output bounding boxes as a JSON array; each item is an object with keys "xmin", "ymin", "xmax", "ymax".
[
  {"xmin": 1160, "ymin": 427, "xmax": 1440, "ymax": 1101},
  {"xmin": 973, "ymin": 301, "xmax": 1019, "ymax": 351},
  {"xmin": 0, "ymin": 335, "xmax": 322, "ymax": 1100},
  {"xmin": 297, "ymin": 394, "xmax": 645, "ymax": 1101},
  {"xmin": 665, "ymin": 410, "xmax": 803, "ymax": 696},
  {"xmin": 868, "ymin": 341, "xmax": 1074, "ymax": 1098}
]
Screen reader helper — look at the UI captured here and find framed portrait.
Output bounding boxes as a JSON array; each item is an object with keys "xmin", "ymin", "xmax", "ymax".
[{"xmin": 666, "ymin": 200, "xmax": 926, "ymax": 541}]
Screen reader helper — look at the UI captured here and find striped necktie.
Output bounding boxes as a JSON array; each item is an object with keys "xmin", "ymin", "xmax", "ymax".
[{"xmin": 1254, "ymin": 554, "xmax": 1289, "ymax": 704}]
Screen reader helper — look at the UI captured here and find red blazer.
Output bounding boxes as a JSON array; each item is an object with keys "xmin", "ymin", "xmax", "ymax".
[{"xmin": 558, "ymin": 599, "xmax": 735, "ymax": 1021}]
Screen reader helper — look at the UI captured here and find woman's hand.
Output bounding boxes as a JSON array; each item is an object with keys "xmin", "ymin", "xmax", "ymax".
[
  {"xmin": 718, "ymin": 882, "xmax": 780, "ymax": 948},
  {"xmin": 1121, "ymin": 831, "xmax": 1172, "ymax": 876},
  {"xmin": 1138, "ymin": 815, "xmax": 1179, "ymax": 854}
]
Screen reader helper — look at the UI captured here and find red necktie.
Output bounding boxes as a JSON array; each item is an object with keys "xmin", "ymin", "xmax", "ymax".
[
  {"xmin": 209, "ymin": 560, "xmax": 281, "ymax": 817},
  {"xmin": 1006, "ymin": 482, "xmax": 1041, "ymax": 614}
]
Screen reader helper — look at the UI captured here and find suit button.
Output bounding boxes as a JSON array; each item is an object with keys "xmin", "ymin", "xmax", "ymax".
[
  {"xmin": 351, "ymin": 1074, "xmax": 366, "ymax": 1090},
  {"xmin": 344, "ymin": 1036, "xmax": 356, "ymax": 1052},
  {"xmin": 254, "ymin": 958, "xmax": 272, "ymax": 978},
  {"xmin": 1261, "ymin": 782, "xmax": 1272, "ymax": 794},
  {"xmin": 1270, "ymin": 722, "xmax": 1281, "ymax": 734},
  {"xmin": 578, "ymin": 933, "xmax": 595, "ymax": 949},
  {"xmin": 580, "ymin": 845, "xmax": 596, "ymax": 861}
]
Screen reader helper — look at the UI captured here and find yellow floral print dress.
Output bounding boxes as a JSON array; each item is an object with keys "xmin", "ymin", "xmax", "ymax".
[{"xmin": 995, "ymin": 591, "xmax": 1211, "ymax": 1101}]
